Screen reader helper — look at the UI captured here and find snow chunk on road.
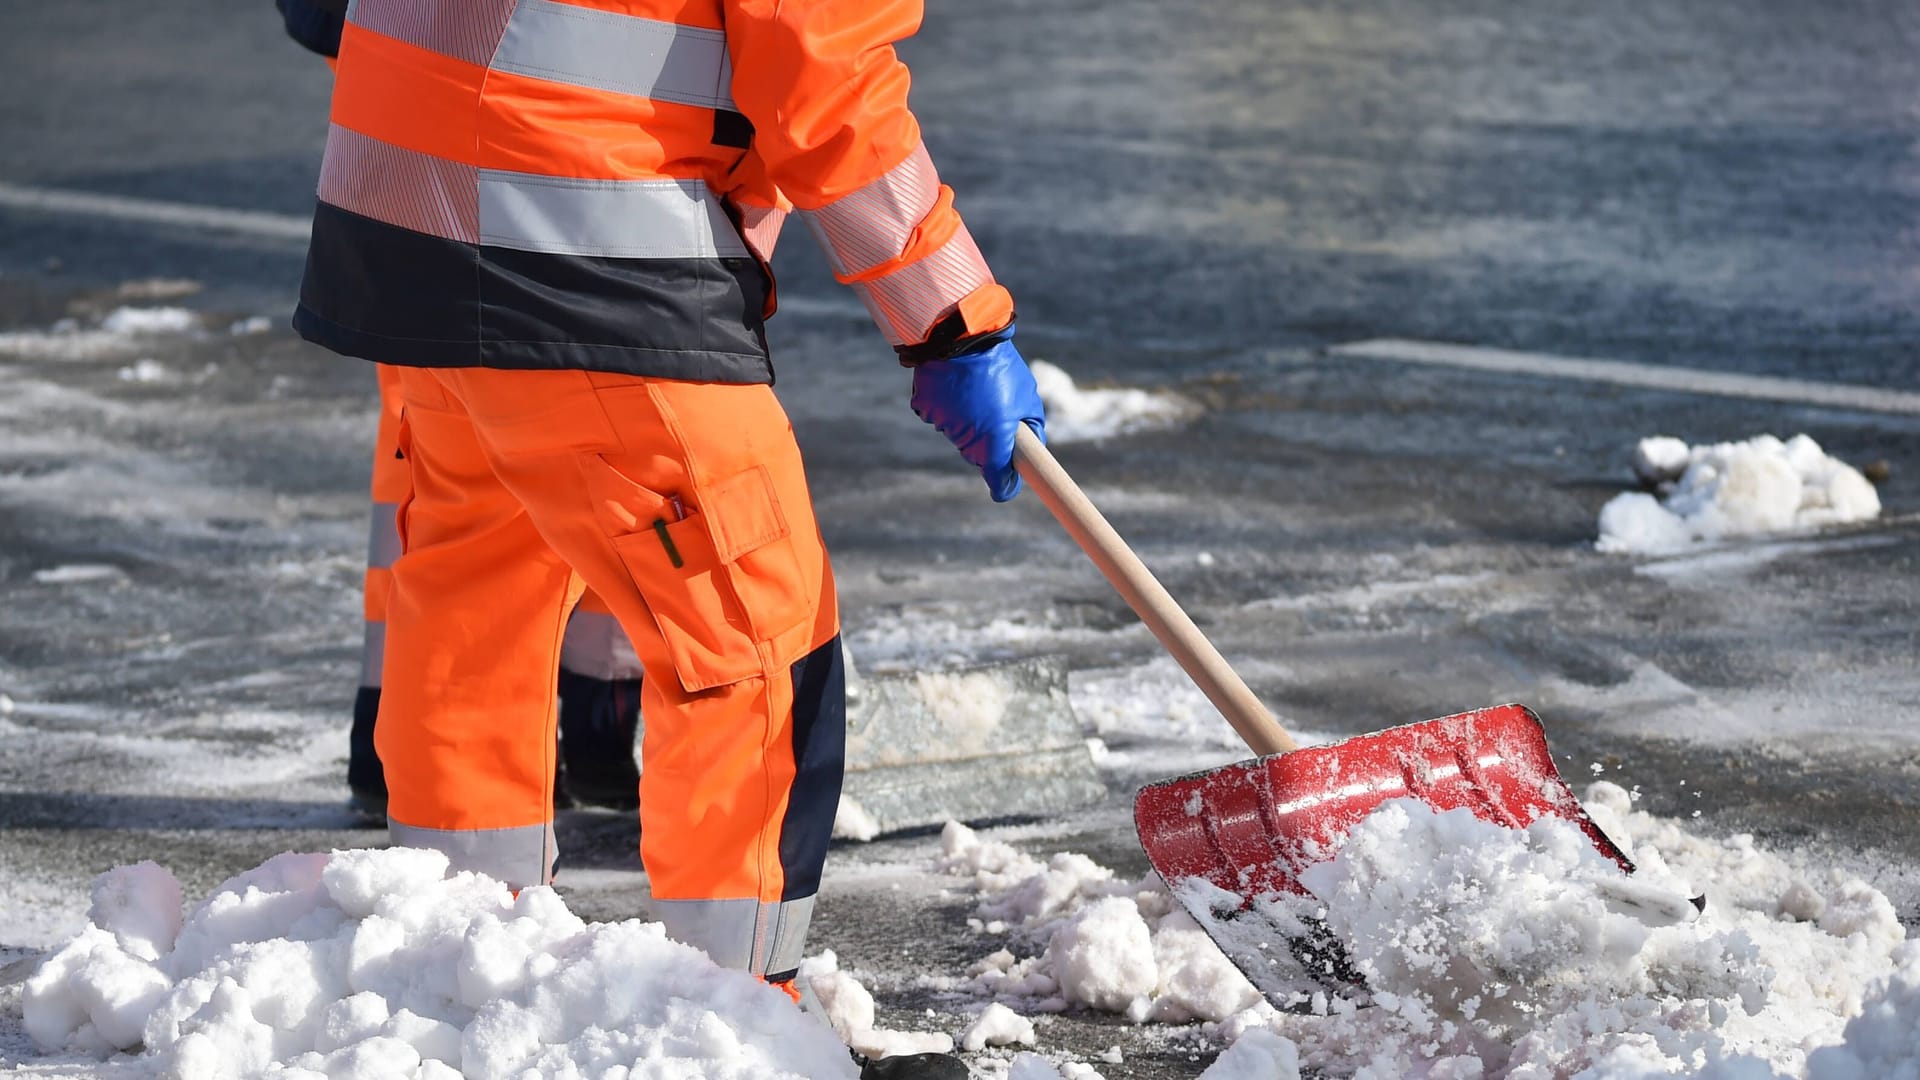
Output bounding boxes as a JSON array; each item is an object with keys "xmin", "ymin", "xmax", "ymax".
[
  {"xmin": 22, "ymin": 847, "xmax": 860, "ymax": 1079},
  {"xmin": 1030, "ymin": 360, "xmax": 1200, "ymax": 443},
  {"xmin": 1598, "ymin": 434, "xmax": 1881, "ymax": 554}
]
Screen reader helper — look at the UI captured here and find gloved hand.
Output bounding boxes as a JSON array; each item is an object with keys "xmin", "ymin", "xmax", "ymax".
[{"xmin": 909, "ymin": 327, "xmax": 1047, "ymax": 502}]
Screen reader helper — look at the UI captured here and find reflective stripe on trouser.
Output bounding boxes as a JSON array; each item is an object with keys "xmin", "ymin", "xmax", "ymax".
[{"xmin": 379, "ymin": 366, "xmax": 842, "ymax": 973}]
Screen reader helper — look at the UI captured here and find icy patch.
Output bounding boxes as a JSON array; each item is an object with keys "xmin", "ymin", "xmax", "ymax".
[
  {"xmin": 1068, "ymin": 658, "xmax": 1329, "ymax": 779},
  {"xmin": 29, "ymin": 564, "xmax": 125, "ymax": 584},
  {"xmin": 0, "ymin": 308, "xmax": 203, "ymax": 361},
  {"xmin": 1030, "ymin": 360, "xmax": 1201, "ymax": 442},
  {"xmin": 1598, "ymin": 434, "xmax": 1881, "ymax": 554},
  {"xmin": 115, "ymin": 359, "xmax": 170, "ymax": 384},
  {"xmin": 19, "ymin": 848, "xmax": 861, "ymax": 1078},
  {"xmin": 98, "ymin": 308, "xmax": 199, "ymax": 337}
]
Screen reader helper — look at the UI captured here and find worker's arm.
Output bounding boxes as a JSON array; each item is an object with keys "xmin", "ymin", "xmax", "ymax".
[
  {"xmin": 722, "ymin": 0, "xmax": 1014, "ymax": 359},
  {"xmin": 725, "ymin": 0, "xmax": 1045, "ymax": 500}
]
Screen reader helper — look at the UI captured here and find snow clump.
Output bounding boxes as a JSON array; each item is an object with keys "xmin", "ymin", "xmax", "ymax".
[
  {"xmin": 1029, "ymin": 359, "xmax": 1201, "ymax": 442},
  {"xmin": 1597, "ymin": 433, "xmax": 1880, "ymax": 554}
]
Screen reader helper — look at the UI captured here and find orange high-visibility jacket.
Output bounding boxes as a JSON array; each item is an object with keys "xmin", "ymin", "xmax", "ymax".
[{"xmin": 293, "ymin": 0, "xmax": 1016, "ymax": 380}]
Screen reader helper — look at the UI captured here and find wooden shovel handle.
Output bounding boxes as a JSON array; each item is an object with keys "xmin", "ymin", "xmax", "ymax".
[{"xmin": 1012, "ymin": 425, "xmax": 1298, "ymax": 755}]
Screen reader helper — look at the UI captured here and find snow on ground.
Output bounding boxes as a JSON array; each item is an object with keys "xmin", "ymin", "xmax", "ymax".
[
  {"xmin": 1597, "ymin": 434, "xmax": 1881, "ymax": 554},
  {"xmin": 0, "ymin": 307, "xmax": 203, "ymax": 361},
  {"xmin": 11, "ymin": 782, "xmax": 1914, "ymax": 1079},
  {"xmin": 4, "ymin": 310, "xmax": 1914, "ymax": 1077},
  {"xmin": 1029, "ymin": 360, "xmax": 1200, "ymax": 443},
  {"xmin": 934, "ymin": 782, "xmax": 1915, "ymax": 1079},
  {"xmin": 17, "ymin": 849, "xmax": 864, "ymax": 1079}
]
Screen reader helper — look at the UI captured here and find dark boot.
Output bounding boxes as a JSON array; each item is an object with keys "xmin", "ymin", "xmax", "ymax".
[
  {"xmin": 855, "ymin": 1052, "xmax": 970, "ymax": 1080},
  {"xmin": 347, "ymin": 686, "xmax": 387, "ymax": 823},
  {"xmin": 556, "ymin": 668, "xmax": 642, "ymax": 810}
]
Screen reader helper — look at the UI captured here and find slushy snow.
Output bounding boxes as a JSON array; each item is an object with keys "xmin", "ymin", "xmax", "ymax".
[
  {"xmin": 1597, "ymin": 434, "xmax": 1881, "ymax": 554},
  {"xmin": 0, "ymin": 307, "xmax": 202, "ymax": 360},
  {"xmin": 1029, "ymin": 360, "xmax": 1200, "ymax": 443}
]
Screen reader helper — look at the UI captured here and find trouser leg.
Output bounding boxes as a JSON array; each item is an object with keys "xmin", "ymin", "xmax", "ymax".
[
  {"xmin": 414, "ymin": 368, "xmax": 843, "ymax": 975},
  {"xmin": 377, "ymin": 369, "xmax": 577, "ymax": 888},
  {"xmin": 349, "ymin": 364, "xmax": 409, "ymax": 810}
]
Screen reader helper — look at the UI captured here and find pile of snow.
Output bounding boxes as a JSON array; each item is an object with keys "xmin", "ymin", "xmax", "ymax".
[
  {"xmin": 1597, "ymin": 434, "xmax": 1881, "ymax": 554},
  {"xmin": 22, "ymin": 848, "xmax": 863, "ymax": 1079},
  {"xmin": 938, "ymin": 781, "xmax": 1914, "ymax": 1079},
  {"xmin": 0, "ymin": 307, "xmax": 203, "ymax": 361},
  {"xmin": 1030, "ymin": 360, "xmax": 1200, "ymax": 443}
]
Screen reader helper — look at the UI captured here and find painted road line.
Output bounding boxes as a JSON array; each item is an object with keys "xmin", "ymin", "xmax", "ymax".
[
  {"xmin": 0, "ymin": 181, "xmax": 311, "ymax": 242},
  {"xmin": 1329, "ymin": 338, "xmax": 1920, "ymax": 417}
]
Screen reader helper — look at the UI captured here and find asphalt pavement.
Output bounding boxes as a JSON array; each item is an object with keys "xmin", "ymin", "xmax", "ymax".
[{"xmin": 3, "ymin": 2, "xmax": 1917, "ymax": 1076}]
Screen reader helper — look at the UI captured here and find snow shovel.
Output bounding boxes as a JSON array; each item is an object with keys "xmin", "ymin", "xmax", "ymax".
[{"xmin": 1011, "ymin": 426, "xmax": 1633, "ymax": 998}]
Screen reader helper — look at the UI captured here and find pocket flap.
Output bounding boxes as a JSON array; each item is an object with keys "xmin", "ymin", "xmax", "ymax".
[{"xmin": 704, "ymin": 465, "xmax": 789, "ymax": 563}]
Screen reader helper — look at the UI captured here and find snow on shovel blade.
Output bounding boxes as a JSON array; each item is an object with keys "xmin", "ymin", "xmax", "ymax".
[{"xmin": 1134, "ymin": 703, "xmax": 1632, "ymax": 1001}]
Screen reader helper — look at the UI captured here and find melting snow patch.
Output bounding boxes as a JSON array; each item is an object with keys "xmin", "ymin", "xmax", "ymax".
[
  {"xmin": 1597, "ymin": 434, "xmax": 1881, "ymax": 554},
  {"xmin": 1030, "ymin": 360, "xmax": 1201, "ymax": 443},
  {"xmin": 116, "ymin": 359, "xmax": 170, "ymax": 383},
  {"xmin": 0, "ymin": 308, "xmax": 203, "ymax": 361},
  {"xmin": 30, "ymin": 564, "xmax": 125, "ymax": 584}
]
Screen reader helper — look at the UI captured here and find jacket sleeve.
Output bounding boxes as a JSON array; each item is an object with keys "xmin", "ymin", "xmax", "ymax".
[{"xmin": 723, "ymin": 0, "xmax": 1015, "ymax": 360}]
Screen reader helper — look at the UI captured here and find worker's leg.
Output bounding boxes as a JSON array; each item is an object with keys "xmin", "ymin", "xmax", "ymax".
[
  {"xmin": 557, "ymin": 590, "xmax": 644, "ymax": 810},
  {"xmin": 377, "ymin": 368, "xmax": 579, "ymax": 888},
  {"xmin": 348, "ymin": 363, "xmax": 409, "ymax": 816},
  {"xmin": 441, "ymin": 368, "xmax": 843, "ymax": 978}
]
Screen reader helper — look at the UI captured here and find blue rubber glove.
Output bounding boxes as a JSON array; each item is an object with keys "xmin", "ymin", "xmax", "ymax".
[{"xmin": 909, "ymin": 327, "xmax": 1048, "ymax": 502}]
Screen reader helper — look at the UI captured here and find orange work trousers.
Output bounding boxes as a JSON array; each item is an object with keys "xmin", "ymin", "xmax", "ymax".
[{"xmin": 380, "ymin": 366, "xmax": 844, "ymax": 978}]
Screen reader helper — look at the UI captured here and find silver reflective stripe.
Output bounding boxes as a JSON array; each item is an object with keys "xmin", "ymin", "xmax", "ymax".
[
  {"xmin": 650, "ymin": 894, "xmax": 816, "ymax": 975},
  {"xmin": 476, "ymin": 171, "xmax": 749, "ymax": 259},
  {"xmin": 802, "ymin": 144, "xmax": 941, "ymax": 279},
  {"xmin": 359, "ymin": 618, "xmax": 386, "ymax": 688},
  {"xmin": 847, "ymin": 222, "xmax": 996, "ymax": 346},
  {"xmin": 346, "ymin": 0, "xmax": 517, "ymax": 68},
  {"xmin": 494, "ymin": 0, "xmax": 736, "ymax": 111},
  {"xmin": 560, "ymin": 609, "xmax": 645, "ymax": 682},
  {"xmin": 388, "ymin": 820, "xmax": 557, "ymax": 891},
  {"xmin": 318, "ymin": 125, "xmax": 481, "ymax": 245},
  {"xmin": 366, "ymin": 501, "xmax": 403, "ymax": 570}
]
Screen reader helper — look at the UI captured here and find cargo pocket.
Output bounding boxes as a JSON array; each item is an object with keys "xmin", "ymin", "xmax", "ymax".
[{"xmin": 581, "ymin": 456, "xmax": 813, "ymax": 692}]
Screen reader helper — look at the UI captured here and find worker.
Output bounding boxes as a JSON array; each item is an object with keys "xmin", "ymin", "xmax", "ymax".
[
  {"xmin": 274, "ymin": 0, "xmax": 645, "ymax": 819},
  {"xmin": 290, "ymin": 2, "xmax": 1045, "ymax": 1076}
]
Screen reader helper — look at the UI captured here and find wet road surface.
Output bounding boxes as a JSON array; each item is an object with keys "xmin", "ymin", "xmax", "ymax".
[{"xmin": 3, "ymin": 1, "xmax": 1917, "ymax": 1075}]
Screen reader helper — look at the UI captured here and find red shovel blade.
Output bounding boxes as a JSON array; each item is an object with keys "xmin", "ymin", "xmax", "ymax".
[{"xmin": 1134, "ymin": 703, "xmax": 1632, "ymax": 997}]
